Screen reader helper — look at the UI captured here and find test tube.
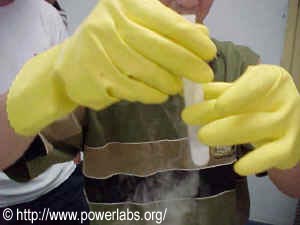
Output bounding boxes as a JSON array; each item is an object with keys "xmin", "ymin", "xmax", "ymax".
[
  {"xmin": 183, "ymin": 79, "xmax": 211, "ymax": 166},
  {"xmin": 181, "ymin": 14, "xmax": 210, "ymax": 166}
]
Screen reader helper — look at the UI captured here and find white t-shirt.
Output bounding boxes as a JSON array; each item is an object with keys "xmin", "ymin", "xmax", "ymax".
[{"xmin": 0, "ymin": 0, "xmax": 76, "ymax": 207}]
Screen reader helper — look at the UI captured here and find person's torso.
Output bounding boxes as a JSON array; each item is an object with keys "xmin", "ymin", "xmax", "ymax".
[
  {"xmin": 82, "ymin": 39, "xmax": 259, "ymax": 225},
  {"xmin": 0, "ymin": 0, "xmax": 75, "ymax": 207},
  {"xmin": 1, "ymin": 20, "xmax": 259, "ymax": 222}
]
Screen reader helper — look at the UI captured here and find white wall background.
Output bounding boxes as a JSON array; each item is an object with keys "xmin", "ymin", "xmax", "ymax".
[{"xmin": 59, "ymin": 0, "xmax": 297, "ymax": 224}]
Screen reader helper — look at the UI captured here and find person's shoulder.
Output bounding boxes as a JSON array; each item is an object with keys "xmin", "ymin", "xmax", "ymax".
[
  {"xmin": 36, "ymin": 0, "xmax": 63, "ymax": 23},
  {"xmin": 213, "ymin": 39, "xmax": 260, "ymax": 66},
  {"xmin": 17, "ymin": 0, "xmax": 63, "ymax": 26},
  {"xmin": 211, "ymin": 39, "xmax": 260, "ymax": 81},
  {"xmin": 31, "ymin": 0, "xmax": 68, "ymax": 43}
]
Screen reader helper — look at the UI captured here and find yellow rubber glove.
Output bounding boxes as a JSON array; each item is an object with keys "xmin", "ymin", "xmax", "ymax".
[
  {"xmin": 182, "ymin": 65, "xmax": 300, "ymax": 176},
  {"xmin": 7, "ymin": 0, "xmax": 216, "ymax": 136}
]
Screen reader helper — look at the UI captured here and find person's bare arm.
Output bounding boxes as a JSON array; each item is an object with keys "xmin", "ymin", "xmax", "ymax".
[
  {"xmin": 0, "ymin": 93, "xmax": 34, "ymax": 170},
  {"xmin": 268, "ymin": 165, "xmax": 300, "ymax": 198}
]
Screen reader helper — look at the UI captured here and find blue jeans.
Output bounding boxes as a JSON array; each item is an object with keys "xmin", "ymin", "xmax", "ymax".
[{"xmin": 0, "ymin": 166, "xmax": 89, "ymax": 225}]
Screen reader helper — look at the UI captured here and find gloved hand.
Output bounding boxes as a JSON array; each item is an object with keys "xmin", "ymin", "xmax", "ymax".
[
  {"xmin": 7, "ymin": 0, "xmax": 216, "ymax": 136},
  {"xmin": 182, "ymin": 65, "xmax": 300, "ymax": 176}
]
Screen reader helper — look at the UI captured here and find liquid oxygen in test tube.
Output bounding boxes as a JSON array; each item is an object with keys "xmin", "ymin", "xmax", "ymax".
[{"xmin": 183, "ymin": 14, "xmax": 210, "ymax": 167}]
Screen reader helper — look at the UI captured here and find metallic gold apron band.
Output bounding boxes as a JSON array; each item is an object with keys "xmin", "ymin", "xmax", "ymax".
[
  {"xmin": 84, "ymin": 165, "xmax": 238, "ymax": 204},
  {"xmin": 87, "ymin": 190, "xmax": 238, "ymax": 225},
  {"xmin": 84, "ymin": 139, "xmax": 192, "ymax": 178},
  {"xmin": 84, "ymin": 140, "xmax": 236, "ymax": 178}
]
